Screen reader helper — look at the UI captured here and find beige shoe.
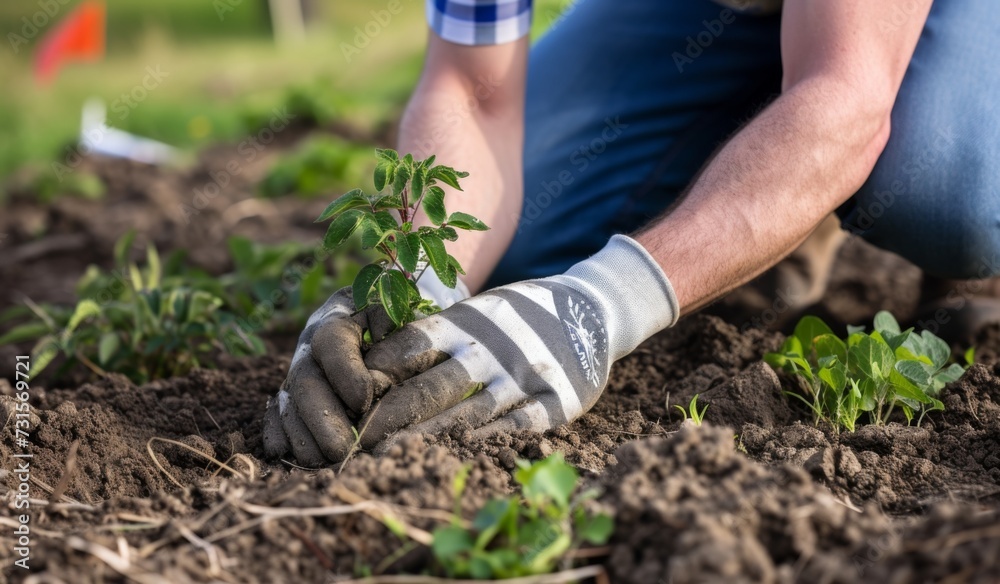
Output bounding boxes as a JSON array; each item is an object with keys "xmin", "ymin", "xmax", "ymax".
[
  {"xmin": 729, "ymin": 214, "xmax": 846, "ymax": 330},
  {"xmin": 914, "ymin": 276, "xmax": 1000, "ymax": 343}
]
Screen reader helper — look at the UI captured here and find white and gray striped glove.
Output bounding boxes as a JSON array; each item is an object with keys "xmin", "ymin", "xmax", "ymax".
[
  {"xmin": 261, "ymin": 270, "xmax": 470, "ymax": 466},
  {"xmin": 357, "ymin": 235, "xmax": 679, "ymax": 451}
]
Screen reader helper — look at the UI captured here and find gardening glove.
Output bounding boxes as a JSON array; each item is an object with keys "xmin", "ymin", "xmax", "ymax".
[
  {"xmin": 358, "ymin": 235, "xmax": 679, "ymax": 451},
  {"xmin": 261, "ymin": 270, "xmax": 471, "ymax": 466}
]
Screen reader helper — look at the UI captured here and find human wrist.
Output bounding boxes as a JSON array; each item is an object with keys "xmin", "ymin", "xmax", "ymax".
[{"xmin": 556, "ymin": 234, "xmax": 679, "ymax": 360}]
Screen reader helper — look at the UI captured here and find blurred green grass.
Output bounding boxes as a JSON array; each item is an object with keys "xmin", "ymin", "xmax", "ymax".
[{"xmin": 0, "ymin": 0, "xmax": 568, "ymax": 182}]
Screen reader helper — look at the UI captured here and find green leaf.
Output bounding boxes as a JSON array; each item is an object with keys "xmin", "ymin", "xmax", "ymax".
[
  {"xmin": 515, "ymin": 453, "xmax": 578, "ymax": 509},
  {"xmin": 227, "ymin": 236, "xmax": 255, "ymax": 269},
  {"xmin": 316, "ymin": 188, "xmax": 368, "ymax": 222},
  {"xmin": 66, "ymin": 300, "xmax": 101, "ymax": 334},
  {"xmin": 873, "ymin": 311, "xmax": 901, "ymax": 335},
  {"xmin": 446, "ymin": 212, "xmax": 489, "ymax": 231},
  {"xmin": 849, "ymin": 334, "xmax": 894, "ymax": 381},
  {"xmin": 794, "ymin": 316, "xmax": 834, "ymax": 354},
  {"xmin": 438, "ymin": 226, "xmax": 459, "ymax": 241},
  {"xmin": 114, "ymin": 230, "xmax": 136, "ymax": 268},
  {"xmin": 420, "ymin": 232, "xmax": 455, "ymax": 287},
  {"xmin": 146, "ymin": 245, "xmax": 162, "ymax": 290},
  {"xmin": 375, "ymin": 147, "xmax": 399, "ymax": 163},
  {"xmin": 858, "ymin": 378, "xmax": 877, "ymax": 411},
  {"xmin": 377, "ymin": 270, "xmax": 412, "ymax": 328},
  {"xmin": 920, "ymin": 330, "xmax": 951, "ymax": 368},
  {"xmin": 763, "ymin": 352, "xmax": 788, "ymax": 369},
  {"xmin": 814, "ymin": 334, "xmax": 847, "ymax": 364},
  {"xmin": 396, "ymin": 232, "xmax": 421, "ymax": 273},
  {"xmin": 411, "ymin": 166, "xmax": 427, "ymax": 201},
  {"xmin": 432, "ymin": 526, "xmax": 474, "ymax": 560},
  {"xmin": 472, "ymin": 498, "xmax": 513, "ymax": 547},
  {"xmin": 846, "ymin": 324, "xmax": 866, "ymax": 335},
  {"xmin": 129, "ymin": 263, "xmax": 144, "ymax": 291},
  {"xmin": 964, "ymin": 346, "xmax": 976, "ymax": 367},
  {"xmin": 882, "ymin": 330, "xmax": 912, "ymax": 353},
  {"xmin": 360, "ymin": 211, "xmax": 399, "ymax": 249},
  {"xmin": 895, "ymin": 359, "xmax": 934, "ymax": 387},
  {"xmin": 889, "ymin": 366, "xmax": 932, "ymax": 404},
  {"xmin": 431, "ymin": 166, "xmax": 468, "ymax": 190},
  {"xmin": 819, "ymin": 362, "xmax": 847, "ymax": 392},
  {"xmin": 353, "ymin": 264, "xmax": 384, "ymax": 310},
  {"xmin": 98, "ymin": 333, "xmax": 120, "ymax": 365},
  {"xmin": 0, "ymin": 322, "xmax": 51, "ymax": 345},
  {"xmin": 933, "ymin": 363, "xmax": 965, "ymax": 386},
  {"xmin": 422, "ymin": 186, "xmax": 447, "ymax": 226},
  {"xmin": 323, "ymin": 208, "xmax": 366, "ymax": 250},
  {"xmin": 29, "ymin": 335, "xmax": 60, "ymax": 380},
  {"xmin": 372, "ymin": 193, "xmax": 403, "ymax": 211},
  {"xmin": 373, "ymin": 161, "xmax": 390, "ymax": 191},
  {"xmin": 578, "ymin": 513, "xmax": 614, "ymax": 545},
  {"xmin": 391, "ymin": 159, "xmax": 412, "ymax": 197}
]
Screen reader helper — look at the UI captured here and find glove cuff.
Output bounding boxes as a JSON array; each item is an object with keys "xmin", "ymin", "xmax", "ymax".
[
  {"xmin": 560, "ymin": 234, "xmax": 679, "ymax": 360},
  {"xmin": 417, "ymin": 268, "xmax": 471, "ymax": 309}
]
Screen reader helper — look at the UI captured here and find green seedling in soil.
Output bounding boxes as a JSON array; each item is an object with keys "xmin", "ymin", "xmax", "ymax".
[
  {"xmin": 674, "ymin": 394, "xmax": 709, "ymax": 426},
  {"xmin": 316, "ymin": 148, "xmax": 488, "ymax": 328},
  {"xmin": 0, "ymin": 232, "xmax": 264, "ymax": 383},
  {"xmin": 765, "ymin": 311, "xmax": 969, "ymax": 431},
  {"xmin": 431, "ymin": 453, "xmax": 613, "ymax": 579}
]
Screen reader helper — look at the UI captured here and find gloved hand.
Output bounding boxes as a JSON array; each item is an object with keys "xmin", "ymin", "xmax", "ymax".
[
  {"xmin": 357, "ymin": 235, "xmax": 679, "ymax": 451},
  {"xmin": 261, "ymin": 270, "xmax": 470, "ymax": 466}
]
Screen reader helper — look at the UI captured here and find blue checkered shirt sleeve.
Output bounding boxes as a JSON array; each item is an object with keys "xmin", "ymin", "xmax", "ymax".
[{"xmin": 426, "ymin": 0, "xmax": 533, "ymax": 46}]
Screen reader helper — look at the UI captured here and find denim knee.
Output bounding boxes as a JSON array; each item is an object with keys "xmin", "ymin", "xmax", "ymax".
[{"xmin": 845, "ymin": 127, "xmax": 1000, "ymax": 280}]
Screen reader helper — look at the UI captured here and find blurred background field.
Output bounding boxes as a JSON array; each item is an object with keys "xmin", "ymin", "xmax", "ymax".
[{"xmin": 0, "ymin": 0, "xmax": 568, "ymax": 186}]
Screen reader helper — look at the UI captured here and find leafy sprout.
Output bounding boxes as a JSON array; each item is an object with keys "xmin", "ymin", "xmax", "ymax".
[
  {"xmin": 430, "ymin": 453, "xmax": 613, "ymax": 579},
  {"xmin": 674, "ymin": 394, "xmax": 709, "ymax": 426},
  {"xmin": 0, "ymin": 232, "xmax": 265, "ymax": 383},
  {"xmin": 765, "ymin": 311, "xmax": 969, "ymax": 431},
  {"xmin": 316, "ymin": 148, "xmax": 488, "ymax": 329}
]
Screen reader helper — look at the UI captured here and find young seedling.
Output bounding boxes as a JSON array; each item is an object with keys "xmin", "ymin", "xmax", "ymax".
[
  {"xmin": 674, "ymin": 394, "xmax": 709, "ymax": 426},
  {"xmin": 0, "ymin": 232, "xmax": 264, "ymax": 383},
  {"xmin": 316, "ymin": 149, "xmax": 488, "ymax": 329},
  {"xmin": 765, "ymin": 311, "xmax": 969, "ymax": 431},
  {"xmin": 431, "ymin": 453, "xmax": 613, "ymax": 579}
]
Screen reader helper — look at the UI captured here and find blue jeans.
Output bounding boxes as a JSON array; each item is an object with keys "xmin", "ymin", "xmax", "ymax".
[{"xmin": 488, "ymin": 0, "xmax": 1000, "ymax": 287}]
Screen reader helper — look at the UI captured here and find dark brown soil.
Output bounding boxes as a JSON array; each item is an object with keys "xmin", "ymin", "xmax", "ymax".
[{"xmin": 3, "ymin": 151, "xmax": 1000, "ymax": 582}]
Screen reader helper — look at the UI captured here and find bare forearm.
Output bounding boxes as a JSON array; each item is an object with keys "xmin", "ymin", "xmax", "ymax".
[
  {"xmin": 637, "ymin": 78, "xmax": 891, "ymax": 314},
  {"xmin": 398, "ymin": 37, "xmax": 527, "ymax": 292},
  {"xmin": 399, "ymin": 89, "xmax": 523, "ymax": 291}
]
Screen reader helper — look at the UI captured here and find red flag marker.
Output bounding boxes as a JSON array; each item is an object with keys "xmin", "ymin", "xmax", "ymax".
[{"xmin": 34, "ymin": 1, "xmax": 106, "ymax": 84}]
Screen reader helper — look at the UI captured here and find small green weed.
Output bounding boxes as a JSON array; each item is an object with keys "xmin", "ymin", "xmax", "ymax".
[
  {"xmin": 431, "ymin": 453, "xmax": 613, "ymax": 579},
  {"xmin": 765, "ymin": 311, "xmax": 969, "ymax": 431},
  {"xmin": 674, "ymin": 394, "xmax": 708, "ymax": 426}
]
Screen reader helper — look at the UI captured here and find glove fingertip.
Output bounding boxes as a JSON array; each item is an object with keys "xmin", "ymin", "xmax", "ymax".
[{"xmin": 262, "ymin": 396, "xmax": 290, "ymax": 458}]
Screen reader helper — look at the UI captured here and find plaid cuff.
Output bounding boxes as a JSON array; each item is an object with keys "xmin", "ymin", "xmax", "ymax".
[{"xmin": 427, "ymin": 0, "xmax": 533, "ymax": 46}]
